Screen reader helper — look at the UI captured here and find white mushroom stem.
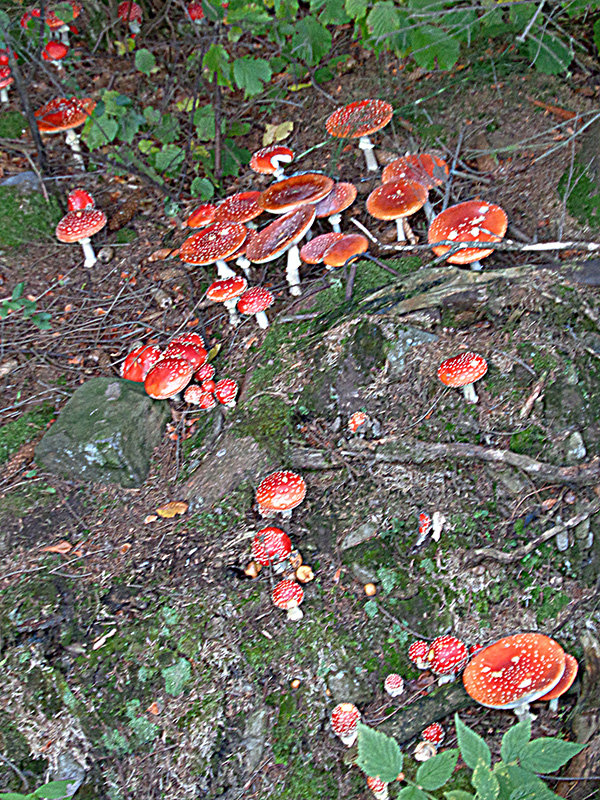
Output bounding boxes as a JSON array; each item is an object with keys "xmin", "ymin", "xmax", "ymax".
[
  {"xmin": 215, "ymin": 259, "xmax": 237, "ymax": 279},
  {"xmin": 437, "ymin": 674, "xmax": 456, "ymax": 686},
  {"xmin": 236, "ymin": 255, "xmax": 252, "ymax": 279},
  {"xmin": 328, "ymin": 212, "xmax": 342, "ymax": 233},
  {"xmin": 358, "ymin": 135, "xmax": 378, "ymax": 172},
  {"xmin": 59, "ymin": 26, "xmax": 71, "ymax": 46},
  {"xmin": 548, "ymin": 698, "xmax": 559, "ymax": 712},
  {"xmin": 223, "ymin": 298, "xmax": 240, "ymax": 326},
  {"xmin": 129, "ymin": 20, "xmax": 141, "ymax": 34},
  {"xmin": 395, "ymin": 218, "xmax": 406, "ymax": 242},
  {"xmin": 423, "ymin": 199, "xmax": 434, "ymax": 223},
  {"xmin": 513, "ymin": 702, "xmax": 535, "ymax": 722},
  {"xmin": 469, "ymin": 260, "xmax": 483, "ymax": 272},
  {"xmin": 462, "ymin": 383, "xmax": 479, "ymax": 404},
  {"xmin": 286, "ymin": 245, "xmax": 302, "ymax": 296},
  {"xmin": 254, "ymin": 310, "xmax": 270, "ymax": 330},
  {"xmin": 286, "ymin": 605, "xmax": 303, "ymax": 621},
  {"xmin": 339, "ymin": 729, "xmax": 358, "ymax": 747},
  {"xmin": 0, "ymin": 87, "xmax": 8, "ymax": 103},
  {"xmin": 65, "ymin": 128, "xmax": 85, "ymax": 169},
  {"xmin": 79, "ymin": 237, "xmax": 97, "ymax": 268}
]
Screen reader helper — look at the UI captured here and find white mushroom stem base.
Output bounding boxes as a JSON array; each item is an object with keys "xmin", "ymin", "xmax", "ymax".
[
  {"xmin": 338, "ymin": 730, "xmax": 358, "ymax": 748},
  {"xmin": 359, "ymin": 135, "xmax": 378, "ymax": 172},
  {"xmin": 548, "ymin": 698, "xmax": 559, "ymax": 712},
  {"xmin": 216, "ymin": 259, "xmax": 237, "ymax": 279},
  {"xmin": 436, "ymin": 674, "xmax": 456, "ymax": 686},
  {"xmin": 286, "ymin": 605, "xmax": 303, "ymax": 621},
  {"xmin": 328, "ymin": 213, "xmax": 342, "ymax": 233},
  {"xmin": 286, "ymin": 245, "xmax": 302, "ymax": 296},
  {"xmin": 236, "ymin": 255, "xmax": 252, "ymax": 279},
  {"xmin": 469, "ymin": 260, "xmax": 483, "ymax": 271},
  {"xmin": 80, "ymin": 237, "xmax": 97, "ymax": 268},
  {"xmin": 0, "ymin": 88, "xmax": 8, "ymax": 103},
  {"xmin": 254, "ymin": 310, "xmax": 270, "ymax": 329},
  {"xmin": 462, "ymin": 383, "xmax": 479, "ymax": 404},
  {"xmin": 65, "ymin": 128, "xmax": 85, "ymax": 169},
  {"xmin": 513, "ymin": 702, "xmax": 535, "ymax": 722},
  {"xmin": 224, "ymin": 298, "xmax": 240, "ymax": 326},
  {"xmin": 423, "ymin": 199, "xmax": 433, "ymax": 223},
  {"xmin": 395, "ymin": 219, "xmax": 406, "ymax": 242}
]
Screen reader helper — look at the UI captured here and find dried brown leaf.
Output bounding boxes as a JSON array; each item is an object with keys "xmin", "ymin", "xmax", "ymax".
[{"xmin": 156, "ymin": 501, "xmax": 188, "ymax": 518}]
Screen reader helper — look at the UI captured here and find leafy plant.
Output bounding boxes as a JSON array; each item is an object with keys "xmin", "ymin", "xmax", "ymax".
[
  {"xmin": 0, "ymin": 283, "xmax": 52, "ymax": 330},
  {"xmin": 356, "ymin": 714, "xmax": 586, "ymax": 799},
  {"xmin": 0, "ymin": 779, "xmax": 74, "ymax": 800}
]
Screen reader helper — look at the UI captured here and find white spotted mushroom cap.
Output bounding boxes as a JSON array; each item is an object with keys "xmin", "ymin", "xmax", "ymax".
[
  {"xmin": 384, "ymin": 673, "xmax": 404, "ymax": 698},
  {"xmin": 179, "ymin": 222, "xmax": 247, "ymax": 265},
  {"xmin": 437, "ymin": 352, "xmax": 488, "ymax": 389},
  {"xmin": 330, "ymin": 702, "xmax": 361, "ymax": 746},
  {"xmin": 250, "ymin": 144, "xmax": 294, "ymax": 175},
  {"xmin": 256, "ymin": 470, "xmax": 306, "ymax": 516},
  {"xmin": 428, "ymin": 200, "xmax": 507, "ymax": 265},
  {"xmin": 272, "ymin": 578, "xmax": 304, "ymax": 620},
  {"xmin": 382, "ymin": 154, "xmax": 449, "ymax": 188},
  {"xmin": 56, "ymin": 208, "xmax": 107, "ymax": 243},
  {"xmin": 426, "ymin": 635, "xmax": 469, "ymax": 677},
  {"xmin": 237, "ymin": 286, "xmax": 274, "ymax": 315},
  {"xmin": 258, "ymin": 174, "xmax": 333, "ymax": 214},
  {"xmin": 421, "ymin": 722, "xmax": 445, "ymax": 745},
  {"xmin": 144, "ymin": 357, "xmax": 193, "ymax": 400},
  {"xmin": 251, "ymin": 526, "xmax": 292, "ymax": 566},
  {"xmin": 214, "ymin": 191, "xmax": 263, "ymax": 224},
  {"xmin": 462, "ymin": 632, "xmax": 566, "ymax": 710},
  {"xmin": 246, "ymin": 206, "xmax": 316, "ymax": 263},
  {"xmin": 326, "ymin": 99, "xmax": 393, "ymax": 139},
  {"xmin": 366, "ymin": 775, "xmax": 389, "ymax": 800},
  {"xmin": 214, "ymin": 378, "xmax": 238, "ymax": 407},
  {"xmin": 408, "ymin": 640, "xmax": 430, "ymax": 669},
  {"xmin": 366, "ymin": 178, "xmax": 428, "ymax": 221}
]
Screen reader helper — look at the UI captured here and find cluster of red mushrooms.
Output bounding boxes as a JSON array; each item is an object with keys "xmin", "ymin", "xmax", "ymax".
[{"xmin": 332, "ymin": 631, "xmax": 578, "ymax": 799}]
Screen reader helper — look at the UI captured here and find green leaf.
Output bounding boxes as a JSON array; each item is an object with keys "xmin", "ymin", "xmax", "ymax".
[
  {"xmin": 397, "ymin": 787, "xmax": 429, "ymax": 800},
  {"xmin": 52, "ymin": 2, "xmax": 75, "ymax": 22},
  {"xmin": 455, "ymin": 714, "xmax": 491, "ymax": 769},
  {"xmin": 11, "ymin": 282, "xmax": 24, "ymax": 301},
  {"xmin": 154, "ymin": 144, "xmax": 185, "ymax": 174},
  {"xmin": 346, "ymin": 0, "xmax": 368, "ymax": 18},
  {"xmin": 34, "ymin": 780, "xmax": 73, "ymax": 799},
  {"xmin": 135, "ymin": 48, "xmax": 157, "ymax": 76},
  {"xmin": 409, "ymin": 25, "xmax": 460, "ymax": 70},
  {"xmin": 356, "ymin": 723, "xmax": 403, "ymax": 783},
  {"xmin": 444, "ymin": 792, "xmax": 475, "ymax": 800},
  {"xmin": 472, "ymin": 762, "xmax": 500, "ymax": 800},
  {"xmin": 501, "ymin": 720, "xmax": 532, "ymax": 764},
  {"xmin": 233, "ymin": 56, "xmax": 272, "ymax": 98},
  {"xmin": 364, "ymin": 599, "xmax": 378, "ymax": 618},
  {"xmin": 508, "ymin": 784, "xmax": 556, "ymax": 800},
  {"xmin": 0, "ymin": 793, "xmax": 29, "ymax": 799},
  {"xmin": 82, "ymin": 116, "xmax": 119, "ymax": 150},
  {"xmin": 317, "ymin": 0, "xmax": 350, "ymax": 25},
  {"xmin": 496, "ymin": 763, "xmax": 556, "ymax": 800},
  {"xmin": 290, "ymin": 16, "xmax": 332, "ymax": 67},
  {"xmin": 118, "ymin": 108, "xmax": 145, "ymax": 144},
  {"xmin": 519, "ymin": 738, "xmax": 586, "ymax": 774},
  {"xmin": 153, "ymin": 114, "xmax": 181, "ymax": 144},
  {"xmin": 162, "ymin": 657, "xmax": 192, "ymax": 696},
  {"xmin": 190, "ymin": 177, "xmax": 215, "ymax": 200},
  {"xmin": 416, "ymin": 749, "xmax": 459, "ymax": 791},
  {"xmin": 194, "ymin": 104, "xmax": 216, "ymax": 140},
  {"xmin": 527, "ymin": 30, "xmax": 572, "ymax": 75},
  {"xmin": 594, "ymin": 18, "xmax": 600, "ymax": 56},
  {"xmin": 203, "ymin": 44, "xmax": 232, "ymax": 86}
]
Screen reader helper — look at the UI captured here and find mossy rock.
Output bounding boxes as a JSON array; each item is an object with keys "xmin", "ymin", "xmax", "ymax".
[
  {"xmin": 0, "ymin": 401, "xmax": 55, "ymax": 465},
  {"xmin": 0, "ymin": 185, "xmax": 62, "ymax": 246},
  {"xmin": 558, "ymin": 159, "xmax": 600, "ymax": 233},
  {"xmin": 0, "ymin": 110, "xmax": 27, "ymax": 138}
]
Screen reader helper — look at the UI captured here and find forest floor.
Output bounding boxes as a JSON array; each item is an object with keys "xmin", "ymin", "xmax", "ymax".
[{"xmin": 1, "ymin": 21, "xmax": 600, "ymax": 800}]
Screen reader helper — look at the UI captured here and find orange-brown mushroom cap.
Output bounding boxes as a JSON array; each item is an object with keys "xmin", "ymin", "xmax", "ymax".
[
  {"xmin": 246, "ymin": 206, "xmax": 316, "ymax": 264},
  {"xmin": 256, "ymin": 470, "xmax": 306, "ymax": 513},
  {"xmin": 462, "ymin": 633, "xmax": 566, "ymax": 710},
  {"xmin": 537, "ymin": 653, "xmax": 578, "ymax": 702},
  {"xmin": 428, "ymin": 200, "xmax": 507, "ymax": 265},
  {"xmin": 382, "ymin": 154, "xmax": 449, "ymax": 188},
  {"xmin": 258, "ymin": 173, "xmax": 333, "ymax": 214},
  {"xmin": 366, "ymin": 178, "xmax": 428, "ymax": 221},
  {"xmin": 437, "ymin": 351, "xmax": 488, "ymax": 388},
  {"xmin": 35, "ymin": 96, "xmax": 96, "ymax": 133},
  {"xmin": 323, "ymin": 234, "xmax": 368, "ymax": 268}
]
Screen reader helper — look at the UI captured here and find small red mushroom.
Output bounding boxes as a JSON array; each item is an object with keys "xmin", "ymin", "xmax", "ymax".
[
  {"xmin": 383, "ymin": 673, "xmax": 404, "ymax": 698},
  {"xmin": 67, "ymin": 188, "xmax": 95, "ymax": 211},
  {"xmin": 236, "ymin": 286, "xmax": 274, "ymax": 330},
  {"xmin": 421, "ymin": 722, "xmax": 445, "ymax": 745},
  {"xmin": 117, "ymin": 1, "xmax": 143, "ymax": 34},
  {"xmin": 185, "ymin": 203, "xmax": 216, "ymax": 228},
  {"xmin": 251, "ymin": 526, "xmax": 292, "ymax": 568},
  {"xmin": 325, "ymin": 98, "xmax": 393, "ymax": 172},
  {"xmin": 121, "ymin": 343, "xmax": 162, "ymax": 382},
  {"xmin": 366, "ymin": 775, "xmax": 388, "ymax": 800},
  {"xmin": 427, "ymin": 635, "xmax": 469, "ymax": 684},
  {"xmin": 42, "ymin": 40, "xmax": 68, "ymax": 69},
  {"xmin": 250, "ymin": 144, "xmax": 294, "ymax": 179},
  {"xmin": 215, "ymin": 378, "xmax": 238, "ymax": 408},
  {"xmin": 255, "ymin": 470, "xmax": 306, "ymax": 519},
  {"xmin": 184, "ymin": 386, "xmax": 217, "ymax": 409},
  {"xmin": 195, "ymin": 362, "xmax": 215, "ymax": 382},
  {"xmin": 144, "ymin": 357, "xmax": 193, "ymax": 400},
  {"xmin": 408, "ymin": 640, "xmax": 430, "ymax": 670},
  {"xmin": 206, "ymin": 275, "xmax": 248, "ymax": 326},
  {"xmin": 0, "ymin": 67, "xmax": 13, "ymax": 103},
  {"xmin": 437, "ymin": 351, "xmax": 488, "ymax": 405},
  {"xmin": 428, "ymin": 200, "xmax": 508, "ymax": 271},
  {"xmin": 179, "ymin": 222, "xmax": 247, "ymax": 280},
  {"xmin": 348, "ymin": 411, "xmax": 369, "ymax": 434},
  {"xmin": 272, "ymin": 578, "xmax": 304, "ymax": 621},
  {"xmin": 55, "ymin": 208, "xmax": 107, "ymax": 268},
  {"xmin": 330, "ymin": 702, "xmax": 361, "ymax": 747}
]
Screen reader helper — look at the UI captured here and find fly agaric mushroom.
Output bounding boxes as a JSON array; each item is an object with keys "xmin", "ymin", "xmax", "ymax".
[
  {"xmin": 214, "ymin": 191, "xmax": 263, "ymax": 226},
  {"xmin": 179, "ymin": 222, "xmax": 247, "ymax": 279},
  {"xmin": 323, "ymin": 234, "xmax": 368, "ymax": 269},
  {"xmin": 195, "ymin": 362, "xmax": 215, "ymax": 382},
  {"xmin": 121, "ymin": 343, "xmax": 162, "ymax": 382},
  {"xmin": 215, "ymin": 378, "xmax": 238, "ymax": 408},
  {"xmin": 250, "ymin": 144, "xmax": 295, "ymax": 180},
  {"xmin": 42, "ymin": 40, "xmax": 68, "ymax": 70},
  {"xmin": 186, "ymin": 1, "xmax": 204, "ymax": 23},
  {"xmin": 206, "ymin": 275, "xmax": 248, "ymax": 326},
  {"xmin": 144, "ymin": 357, "xmax": 194, "ymax": 400},
  {"xmin": 408, "ymin": 640, "xmax": 431, "ymax": 670},
  {"xmin": 258, "ymin": 173, "xmax": 334, "ymax": 214},
  {"xmin": 185, "ymin": 204, "xmax": 216, "ymax": 228},
  {"xmin": 382, "ymin": 154, "xmax": 449, "ymax": 221},
  {"xmin": 184, "ymin": 386, "xmax": 216, "ymax": 409},
  {"xmin": 417, "ymin": 512, "xmax": 432, "ymax": 544},
  {"xmin": 56, "ymin": 208, "xmax": 107, "ymax": 268},
  {"xmin": 201, "ymin": 378, "xmax": 216, "ymax": 393},
  {"xmin": 314, "ymin": 182, "xmax": 357, "ymax": 232},
  {"xmin": 330, "ymin": 702, "xmax": 361, "ymax": 747},
  {"xmin": 162, "ymin": 340, "xmax": 207, "ymax": 370},
  {"xmin": 256, "ymin": 470, "xmax": 306, "ymax": 519},
  {"xmin": 426, "ymin": 635, "xmax": 469, "ymax": 684},
  {"xmin": 366, "ymin": 178, "xmax": 429, "ymax": 242},
  {"xmin": 236, "ymin": 286, "xmax": 274, "ymax": 330},
  {"xmin": 437, "ymin": 351, "xmax": 488, "ymax": 405},
  {"xmin": 46, "ymin": 2, "xmax": 81, "ymax": 45},
  {"xmin": 326, "ymin": 98, "xmax": 393, "ymax": 172},
  {"xmin": 428, "ymin": 200, "xmax": 508, "ymax": 271},
  {"xmin": 384, "ymin": 673, "xmax": 404, "ymax": 698},
  {"xmin": 272, "ymin": 578, "xmax": 304, "ymax": 621},
  {"xmin": 366, "ymin": 776, "xmax": 388, "ymax": 800},
  {"xmin": 538, "ymin": 652, "xmax": 578, "ymax": 711},
  {"xmin": 414, "ymin": 741, "xmax": 437, "ymax": 762},
  {"xmin": 300, "ymin": 232, "xmax": 345, "ymax": 265},
  {"xmin": 117, "ymin": 1, "xmax": 143, "ymax": 34},
  {"xmin": 35, "ymin": 96, "xmax": 96, "ymax": 169},
  {"xmin": 421, "ymin": 722, "xmax": 445, "ymax": 745},
  {"xmin": 251, "ymin": 526, "xmax": 293, "ymax": 568},
  {"xmin": 348, "ymin": 411, "xmax": 369, "ymax": 434},
  {"xmin": 67, "ymin": 188, "xmax": 95, "ymax": 211},
  {"xmin": 246, "ymin": 205, "xmax": 316, "ymax": 296},
  {"xmin": 462, "ymin": 632, "xmax": 567, "ymax": 721},
  {"xmin": 0, "ymin": 67, "xmax": 13, "ymax": 103}
]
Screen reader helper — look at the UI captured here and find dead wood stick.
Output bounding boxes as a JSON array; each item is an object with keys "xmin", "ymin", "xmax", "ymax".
[{"xmin": 466, "ymin": 505, "xmax": 599, "ymax": 565}]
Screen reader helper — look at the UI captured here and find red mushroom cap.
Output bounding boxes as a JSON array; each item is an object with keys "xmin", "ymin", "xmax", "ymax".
[
  {"xmin": 206, "ymin": 275, "xmax": 248, "ymax": 303},
  {"xmin": 251, "ymin": 526, "xmax": 292, "ymax": 566},
  {"xmin": 46, "ymin": 2, "xmax": 81, "ymax": 29},
  {"xmin": 179, "ymin": 222, "xmax": 247, "ymax": 266},
  {"xmin": 314, "ymin": 182, "xmax": 358, "ymax": 218},
  {"xmin": 43, "ymin": 41, "xmax": 68, "ymax": 61},
  {"xmin": 428, "ymin": 200, "xmax": 508, "ymax": 265},
  {"xmin": 162, "ymin": 341, "xmax": 207, "ymax": 370},
  {"xmin": 418, "ymin": 512, "xmax": 432, "ymax": 539},
  {"xmin": 366, "ymin": 178, "xmax": 428, "ymax": 221},
  {"xmin": 35, "ymin": 96, "xmax": 96, "ymax": 133},
  {"xmin": 537, "ymin": 652, "xmax": 578, "ymax": 702},
  {"xmin": 330, "ymin": 703, "xmax": 361, "ymax": 738},
  {"xmin": 121, "ymin": 343, "xmax": 162, "ymax": 382},
  {"xmin": 56, "ymin": 208, "xmax": 107, "ymax": 243},
  {"xmin": 170, "ymin": 332, "xmax": 206, "ymax": 349},
  {"xmin": 0, "ymin": 67, "xmax": 14, "ymax": 90},
  {"xmin": 256, "ymin": 470, "xmax": 306, "ymax": 514},
  {"xmin": 427, "ymin": 635, "xmax": 469, "ymax": 677},
  {"xmin": 184, "ymin": 386, "xmax": 216, "ymax": 409},
  {"xmin": 408, "ymin": 640, "xmax": 430, "ymax": 669},
  {"xmin": 144, "ymin": 357, "xmax": 193, "ymax": 400},
  {"xmin": 382, "ymin": 154, "xmax": 449, "ymax": 189},
  {"xmin": 437, "ymin": 352, "xmax": 488, "ymax": 389},
  {"xmin": 246, "ymin": 206, "xmax": 316, "ymax": 264},
  {"xmin": 326, "ymin": 99, "xmax": 393, "ymax": 139},
  {"xmin": 421, "ymin": 722, "xmax": 445, "ymax": 745},
  {"xmin": 195, "ymin": 362, "xmax": 215, "ymax": 382},
  {"xmin": 348, "ymin": 411, "xmax": 368, "ymax": 434},
  {"xmin": 384, "ymin": 673, "xmax": 405, "ymax": 698},
  {"xmin": 237, "ymin": 286, "xmax": 274, "ymax": 315},
  {"xmin": 300, "ymin": 232, "xmax": 345, "ymax": 265},
  {"xmin": 185, "ymin": 204, "xmax": 217, "ymax": 228},
  {"xmin": 272, "ymin": 578, "xmax": 304, "ymax": 611},
  {"xmin": 201, "ymin": 379, "xmax": 216, "ymax": 393},
  {"xmin": 67, "ymin": 188, "xmax": 95, "ymax": 211},
  {"xmin": 215, "ymin": 378, "xmax": 238, "ymax": 407},
  {"xmin": 250, "ymin": 144, "xmax": 294, "ymax": 175},
  {"xmin": 323, "ymin": 234, "xmax": 368, "ymax": 268},
  {"xmin": 258, "ymin": 173, "xmax": 334, "ymax": 214},
  {"xmin": 214, "ymin": 191, "xmax": 263, "ymax": 224},
  {"xmin": 462, "ymin": 633, "xmax": 566, "ymax": 710},
  {"xmin": 21, "ymin": 9, "xmax": 41, "ymax": 28},
  {"xmin": 117, "ymin": 1, "xmax": 143, "ymax": 22},
  {"xmin": 187, "ymin": 1, "xmax": 204, "ymax": 21}
]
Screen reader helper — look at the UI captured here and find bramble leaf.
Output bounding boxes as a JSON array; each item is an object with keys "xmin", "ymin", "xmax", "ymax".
[
  {"xmin": 356, "ymin": 723, "xmax": 403, "ymax": 783},
  {"xmin": 455, "ymin": 714, "xmax": 491, "ymax": 769}
]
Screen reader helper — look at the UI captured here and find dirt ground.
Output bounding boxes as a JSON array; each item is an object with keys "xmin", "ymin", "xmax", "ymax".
[{"xmin": 1, "ymin": 23, "xmax": 600, "ymax": 800}]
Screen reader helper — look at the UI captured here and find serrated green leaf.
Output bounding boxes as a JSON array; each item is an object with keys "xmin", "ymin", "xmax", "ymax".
[
  {"xmin": 11, "ymin": 282, "xmax": 24, "ymax": 301},
  {"xmin": 356, "ymin": 723, "xmax": 403, "ymax": 783},
  {"xmin": 508, "ymin": 783, "xmax": 556, "ymax": 800},
  {"xmin": 455, "ymin": 714, "xmax": 491, "ymax": 769},
  {"xmin": 34, "ymin": 780, "xmax": 73, "ymax": 799},
  {"xmin": 155, "ymin": 144, "xmax": 185, "ymax": 174},
  {"xmin": 409, "ymin": 25, "xmax": 460, "ymax": 70},
  {"xmin": 233, "ymin": 56, "xmax": 272, "ymax": 98},
  {"xmin": 472, "ymin": 762, "xmax": 500, "ymax": 800},
  {"xmin": 194, "ymin": 105, "xmax": 216, "ymax": 141},
  {"xmin": 498, "ymin": 763, "xmax": 555, "ymax": 800},
  {"xmin": 501, "ymin": 720, "xmax": 532, "ymax": 764},
  {"xmin": 318, "ymin": 0, "xmax": 350, "ymax": 25},
  {"xmin": 190, "ymin": 177, "xmax": 215, "ymax": 200},
  {"xmin": 82, "ymin": 116, "xmax": 119, "ymax": 150},
  {"xmin": 118, "ymin": 109, "xmax": 145, "ymax": 144},
  {"xmin": 346, "ymin": 0, "xmax": 368, "ymax": 18},
  {"xmin": 203, "ymin": 44, "xmax": 231, "ymax": 86},
  {"xmin": 397, "ymin": 786, "xmax": 429, "ymax": 800},
  {"xmin": 153, "ymin": 114, "xmax": 181, "ymax": 145},
  {"xmin": 444, "ymin": 792, "xmax": 475, "ymax": 800},
  {"xmin": 290, "ymin": 16, "xmax": 332, "ymax": 67},
  {"xmin": 416, "ymin": 748, "xmax": 459, "ymax": 790},
  {"xmin": 364, "ymin": 599, "xmax": 378, "ymax": 618},
  {"xmin": 135, "ymin": 48, "xmax": 157, "ymax": 76},
  {"xmin": 519, "ymin": 738, "xmax": 586, "ymax": 774},
  {"xmin": 527, "ymin": 30, "xmax": 572, "ymax": 75},
  {"xmin": 52, "ymin": 2, "xmax": 75, "ymax": 22}
]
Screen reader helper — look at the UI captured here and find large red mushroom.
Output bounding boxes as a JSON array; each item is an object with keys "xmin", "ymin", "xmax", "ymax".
[
  {"xmin": 255, "ymin": 470, "xmax": 306, "ymax": 519},
  {"xmin": 56, "ymin": 208, "xmax": 107, "ymax": 268},
  {"xmin": 326, "ymin": 98, "xmax": 393, "ymax": 172}
]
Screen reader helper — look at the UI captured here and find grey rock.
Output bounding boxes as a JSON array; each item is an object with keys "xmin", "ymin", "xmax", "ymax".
[
  {"xmin": 386, "ymin": 325, "xmax": 438, "ymax": 378},
  {"xmin": 241, "ymin": 707, "xmax": 269, "ymax": 773},
  {"xmin": 35, "ymin": 377, "xmax": 170, "ymax": 487},
  {"xmin": 341, "ymin": 521, "xmax": 379, "ymax": 550},
  {"xmin": 326, "ymin": 668, "xmax": 369, "ymax": 704},
  {"xmin": 0, "ymin": 170, "xmax": 42, "ymax": 192},
  {"xmin": 555, "ymin": 529, "xmax": 570, "ymax": 552},
  {"xmin": 565, "ymin": 431, "xmax": 587, "ymax": 463}
]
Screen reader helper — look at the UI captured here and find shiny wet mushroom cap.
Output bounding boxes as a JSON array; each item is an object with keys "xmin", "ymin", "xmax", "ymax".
[
  {"xmin": 536, "ymin": 652, "xmax": 578, "ymax": 710},
  {"xmin": 437, "ymin": 351, "xmax": 488, "ymax": 404},
  {"xmin": 250, "ymin": 144, "xmax": 295, "ymax": 179},
  {"xmin": 428, "ymin": 200, "xmax": 507, "ymax": 270},
  {"xmin": 258, "ymin": 173, "xmax": 334, "ymax": 214},
  {"xmin": 185, "ymin": 203, "xmax": 217, "ymax": 228},
  {"xmin": 427, "ymin": 635, "xmax": 469, "ymax": 683},
  {"xmin": 236, "ymin": 286, "xmax": 275, "ymax": 329},
  {"xmin": 56, "ymin": 208, "xmax": 107, "ymax": 268},
  {"xmin": 314, "ymin": 182, "xmax": 357, "ymax": 232},
  {"xmin": 326, "ymin": 98, "xmax": 393, "ymax": 171},
  {"xmin": 144, "ymin": 356, "xmax": 193, "ymax": 400},
  {"xmin": 300, "ymin": 232, "xmax": 345, "ymax": 264},
  {"xmin": 271, "ymin": 578, "xmax": 304, "ymax": 621},
  {"xmin": 256, "ymin": 470, "xmax": 306, "ymax": 518},
  {"xmin": 121, "ymin": 343, "xmax": 162, "ymax": 382},
  {"xmin": 251, "ymin": 526, "xmax": 292, "ymax": 566},
  {"xmin": 323, "ymin": 234, "xmax": 368, "ymax": 268}
]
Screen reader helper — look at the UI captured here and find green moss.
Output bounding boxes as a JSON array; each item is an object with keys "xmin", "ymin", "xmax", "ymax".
[
  {"xmin": 0, "ymin": 186, "xmax": 62, "ymax": 246},
  {"xmin": 558, "ymin": 160, "xmax": 600, "ymax": 232},
  {"xmin": 509, "ymin": 426, "xmax": 546, "ymax": 457},
  {"xmin": 235, "ymin": 394, "xmax": 293, "ymax": 457},
  {"xmin": 0, "ymin": 110, "xmax": 27, "ymax": 138},
  {"xmin": 0, "ymin": 401, "xmax": 55, "ymax": 464},
  {"xmin": 531, "ymin": 586, "xmax": 569, "ymax": 623},
  {"xmin": 162, "ymin": 657, "xmax": 192, "ymax": 696},
  {"xmin": 278, "ymin": 760, "xmax": 337, "ymax": 799}
]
